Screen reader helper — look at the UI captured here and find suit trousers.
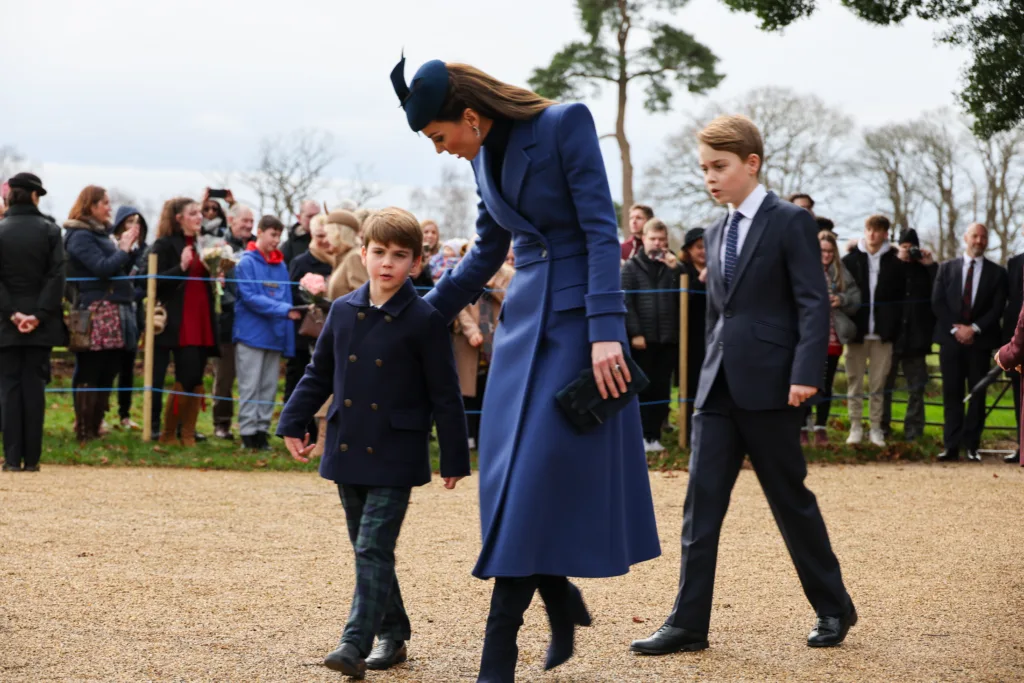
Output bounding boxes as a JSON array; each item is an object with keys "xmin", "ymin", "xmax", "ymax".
[
  {"xmin": 938, "ymin": 343, "xmax": 991, "ymax": 452},
  {"xmin": 634, "ymin": 343, "xmax": 678, "ymax": 442},
  {"xmin": 667, "ymin": 373, "xmax": 849, "ymax": 634},
  {"xmin": 337, "ymin": 484, "xmax": 412, "ymax": 657},
  {"xmin": 212, "ymin": 342, "xmax": 236, "ymax": 429},
  {"xmin": 235, "ymin": 343, "xmax": 280, "ymax": 436},
  {"xmin": 844, "ymin": 339, "xmax": 893, "ymax": 430},
  {"xmin": 881, "ymin": 353, "xmax": 930, "ymax": 439},
  {"xmin": 0, "ymin": 346, "xmax": 51, "ymax": 469}
]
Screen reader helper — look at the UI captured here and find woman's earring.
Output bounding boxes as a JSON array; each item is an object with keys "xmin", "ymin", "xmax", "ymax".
[{"xmin": 472, "ymin": 125, "xmax": 481, "ymax": 138}]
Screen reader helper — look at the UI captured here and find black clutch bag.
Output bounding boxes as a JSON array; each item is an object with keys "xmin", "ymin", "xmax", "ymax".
[{"xmin": 555, "ymin": 356, "xmax": 650, "ymax": 433}]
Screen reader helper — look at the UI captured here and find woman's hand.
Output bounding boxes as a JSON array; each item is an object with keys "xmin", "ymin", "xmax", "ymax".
[
  {"xmin": 592, "ymin": 341, "xmax": 630, "ymax": 400},
  {"xmin": 468, "ymin": 331, "xmax": 484, "ymax": 347},
  {"xmin": 180, "ymin": 245, "xmax": 195, "ymax": 271},
  {"xmin": 118, "ymin": 225, "xmax": 140, "ymax": 253},
  {"xmin": 829, "ymin": 294, "xmax": 841, "ymax": 309}
]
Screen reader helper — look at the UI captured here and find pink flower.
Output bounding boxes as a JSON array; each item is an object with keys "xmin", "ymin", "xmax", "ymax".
[{"xmin": 299, "ymin": 272, "xmax": 326, "ymax": 296}]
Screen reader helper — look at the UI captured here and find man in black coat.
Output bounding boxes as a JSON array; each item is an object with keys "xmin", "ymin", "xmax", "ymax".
[
  {"xmin": 280, "ymin": 200, "xmax": 320, "ymax": 265},
  {"xmin": 932, "ymin": 223, "xmax": 1008, "ymax": 462},
  {"xmin": 840, "ymin": 215, "xmax": 905, "ymax": 447},
  {"xmin": 1002, "ymin": 239, "xmax": 1024, "ymax": 463},
  {"xmin": 880, "ymin": 229, "xmax": 937, "ymax": 442},
  {"xmin": 621, "ymin": 218, "xmax": 681, "ymax": 452},
  {"xmin": 0, "ymin": 173, "xmax": 67, "ymax": 472}
]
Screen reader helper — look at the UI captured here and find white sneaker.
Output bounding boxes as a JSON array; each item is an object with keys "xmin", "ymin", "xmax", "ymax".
[
  {"xmin": 868, "ymin": 429, "xmax": 886, "ymax": 447},
  {"xmin": 846, "ymin": 424, "xmax": 863, "ymax": 445},
  {"xmin": 468, "ymin": 438, "xmax": 477, "ymax": 450},
  {"xmin": 644, "ymin": 439, "xmax": 665, "ymax": 452}
]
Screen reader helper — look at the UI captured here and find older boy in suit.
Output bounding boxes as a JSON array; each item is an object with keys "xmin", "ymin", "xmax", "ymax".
[
  {"xmin": 278, "ymin": 208, "xmax": 470, "ymax": 679},
  {"xmin": 632, "ymin": 115, "xmax": 855, "ymax": 656}
]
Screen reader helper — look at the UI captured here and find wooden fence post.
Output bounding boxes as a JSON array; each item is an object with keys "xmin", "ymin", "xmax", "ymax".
[{"xmin": 142, "ymin": 252, "xmax": 157, "ymax": 442}]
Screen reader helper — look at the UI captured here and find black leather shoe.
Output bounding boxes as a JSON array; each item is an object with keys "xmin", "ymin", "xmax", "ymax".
[
  {"xmin": 936, "ymin": 449, "xmax": 959, "ymax": 462},
  {"xmin": 365, "ymin": 639, "xmax": 407, "ymax": 671},
  {"xmin": 2, "ymin": 463, "xmax": 22, "ymax": 472},
  {"xmin": 807, "ymin": 604, "xmax": 857, "ymax": 647},
  {"xmin": 324, "ymin": 643, "xmax": 366, "ymax": 679},
  {"xmin": 256, "ymin": 432, "xmax": 273, "ymax": 451},
  {"xmin": 544, "ymin": 582, "xmax": 592, "ymax": 671},
  {"xmin": 23, "ymin": 465, "xmax": 40, "ymax": 472},
  {"xmin": 966, "ymin": 450, "xmax": 982, "ymax": 462},
  {"xmin": 630, "ymin": 625, "xmax": 709, "ymax": 655},
  {"xmin": 1005, "ymin": 451, "xmax": 1020, "ymax": 464}
]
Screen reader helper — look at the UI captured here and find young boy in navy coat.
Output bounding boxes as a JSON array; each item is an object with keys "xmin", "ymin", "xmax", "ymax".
[{"xmin": 277, "ymin": 207, "xmax": 470, "ymax": 679}]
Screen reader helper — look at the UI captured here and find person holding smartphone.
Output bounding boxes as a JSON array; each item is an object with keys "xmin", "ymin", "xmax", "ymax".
[{"xmin": 621, "ymin": 217, "xmax": 683, "ymax": 452}]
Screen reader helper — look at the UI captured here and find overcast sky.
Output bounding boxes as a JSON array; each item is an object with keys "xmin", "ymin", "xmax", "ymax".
[{"xmin": 2, "ymin": 0, "xmax": 968, "ymax": 232}]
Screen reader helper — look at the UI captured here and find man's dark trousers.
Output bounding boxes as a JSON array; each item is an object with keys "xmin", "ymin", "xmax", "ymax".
[
  {"xmin": 337, "ymin": 484, "xmax": 413, "ymax": 656},
  {"xmin": 881, "ymin": 354, "xmax": 930, "ymax": 440},
  {"xmin": 667, "ymin": 373, "xmax": 850, "ymax": 633},
  {"xmin": 938, "ymin": 343, "xmax": 990, "ymax": 452},
  {"xmin": 0, "ymin": 346, "xmax": 50, "ymax": 469}
]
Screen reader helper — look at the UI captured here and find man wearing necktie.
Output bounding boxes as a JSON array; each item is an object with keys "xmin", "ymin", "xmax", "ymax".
[
  {"xmin": 932, "ymin": 223, "xmax": 1008, "ymax": 462},
  {"xmin": 632, "ymin": 115, "xmax": 855, "ymax": 656}
]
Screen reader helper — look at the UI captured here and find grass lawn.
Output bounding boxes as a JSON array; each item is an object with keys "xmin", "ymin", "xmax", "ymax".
[{"xmin": 7, "ymin": 355, "xmax": 1018, "ymax": 473}]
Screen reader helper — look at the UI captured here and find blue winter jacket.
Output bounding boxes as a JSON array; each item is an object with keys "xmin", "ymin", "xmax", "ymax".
[
  {"xmin": 232, "ymin": 247, "xmax": 295, "ymax": 357},
  {"xmin": 63, "ymin": 218, "xmax": 134, "ymax": 306}
]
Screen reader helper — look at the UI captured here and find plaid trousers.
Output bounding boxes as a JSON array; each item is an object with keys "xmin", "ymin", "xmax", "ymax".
[{"xmin": 337, "ymin": 484, "xmax": 413, "ymax": 656}]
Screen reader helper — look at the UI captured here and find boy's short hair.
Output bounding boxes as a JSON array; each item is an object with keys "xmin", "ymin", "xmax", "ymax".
[
  {"xmin": 630, "ymin": 204, "xmax": 654, "ymax": 220},
  {"xmin": 362, "ymin": 207, "xmax": 423, "ymax": 259},
  {"xmin": 698, "ymin": 114, "xmax": 764, "ymax": 174},
  {"xmin": 815, "ymin": 216, "xmax": 835, "ymax": 233},
  {"xmin": 642, "ymin": 218, "xmax": 669, "ymax": 236},
  {"xmin": 787, "ymin": 192, "xmax": 815, "ymax": 208},
  {"xmin": 257, "ymin": 215, "xmax": 284, "ymax": 232},
  {"xmin": 865, "ymin": 214, "xmax": 891, "ymax": 233}
]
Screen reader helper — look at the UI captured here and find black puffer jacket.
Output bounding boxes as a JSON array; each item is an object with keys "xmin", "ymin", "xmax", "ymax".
[
  {"xmin": 893, "ymin": 260, "xmax": 938, "ymax": 356},
  {"xmin": 621, "ymin": 247, "xmax": 682, "ymax": 345}
]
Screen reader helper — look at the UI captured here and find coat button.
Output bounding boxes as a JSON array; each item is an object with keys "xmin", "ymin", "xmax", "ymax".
[
  {"xmin": 349, "ymin": 354, "xmax": 357, "ymax": 362},
  {"xmin": 339, "ymin": 443, "xmax": 348, "ymax": 452},
  {"xmin": 385, "ymin": 315, "xmax": 393, "ymax": 323},
  {"xmin": 366, "ymin": 447, "xmax": 374, "ymax": 454},
  {"xmin": 376, "ymin": 359, "xmax": 383, "ymax": 367},
  {"xmin": 371, "ymin": 403, "xmax": 378, "ymax": 411},
  {"xmin": 357, "ymin": 312, "xmax": 366, "ymax": 320},
  {"xmin": 344, "ymin": 399, "xmax": 352, "ymax": 407},
  {"xmin": 541, "ymin": 249, "xmax": 548, "ymax": 258}
]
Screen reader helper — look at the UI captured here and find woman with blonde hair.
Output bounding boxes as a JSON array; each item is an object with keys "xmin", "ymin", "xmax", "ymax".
[{"xmin": 421, "ymin": 219, "xmax": 441, "ymax": 260}]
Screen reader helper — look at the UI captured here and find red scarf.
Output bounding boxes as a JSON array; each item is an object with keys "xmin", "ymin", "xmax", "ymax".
[{"xmin": 246, "ymin": 241, "xmax": 284, "ymax": 264}]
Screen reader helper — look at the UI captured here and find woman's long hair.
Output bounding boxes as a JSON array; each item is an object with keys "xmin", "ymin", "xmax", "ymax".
[
  {"xmin": 435, "ymin": 63, "xmax": 556, "ymax": 123},
  {"xmin": 819, "ymin": 230, "xmax": 845, "ymax": 293},
  {"xmin": 157, "ymin": 197, "xmax": 197, "ymax": 239},
  {"xmin": 67, "ymin": 185, "xmax": 107, "ymax": 222}
]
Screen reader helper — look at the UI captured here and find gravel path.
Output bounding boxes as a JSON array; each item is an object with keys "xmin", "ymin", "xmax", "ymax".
[{"xmin": 1, "ymin": 462, "xmax": 1022, "ymax": 682}]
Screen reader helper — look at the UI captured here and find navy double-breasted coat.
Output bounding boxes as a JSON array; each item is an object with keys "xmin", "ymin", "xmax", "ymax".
[
  {"xmin": 426, "ymin": 103, "xmax": 661, "ymax": 579},
  {"xmin": 276, "ymin": 279, "xmax": 470, "ymax": 488}
]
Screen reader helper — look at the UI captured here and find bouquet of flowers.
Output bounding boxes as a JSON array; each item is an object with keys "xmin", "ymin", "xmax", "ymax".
[
  {"xmin": 197, "ymin": 235, "xmax": 240, "ymax": 276},
  {"xmin": 298, "ymin": 272, "xmax": 331, "ymax": 311}
]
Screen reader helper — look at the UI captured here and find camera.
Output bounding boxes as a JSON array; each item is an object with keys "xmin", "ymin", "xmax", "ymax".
[{"xmin": 908, "ymin": 246, "xmax": 923, "ymax": 261}]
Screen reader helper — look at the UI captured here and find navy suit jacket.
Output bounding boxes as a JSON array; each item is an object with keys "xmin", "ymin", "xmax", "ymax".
[
  {"xmin": 931, "ymin": 256, "xmax": 1007, "ymax": 350},
  {"xmin": 276, "ymin": 279, "xmax": 470, "ymax": 487},
  {"xmin": 697, "ymin": 191, "xmax": 829, "ymax": 411}
]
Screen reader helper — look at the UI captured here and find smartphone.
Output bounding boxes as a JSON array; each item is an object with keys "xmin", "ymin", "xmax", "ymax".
[
  {"xmin": 647, "ymin": 248, "xmax": 663, "ymax": 261},
  {"xmin": 208, "ymin": 188, "xmax": 229, "ymax": 199}
]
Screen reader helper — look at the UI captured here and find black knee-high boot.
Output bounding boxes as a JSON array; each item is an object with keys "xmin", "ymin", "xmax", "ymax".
[
  {"xmin": 537, "ymin": 577, "xmax": 592, "ymax": 671},
  {"xmin": 477, "ymin": 577, "xmax": 538, "ymax": 683}
]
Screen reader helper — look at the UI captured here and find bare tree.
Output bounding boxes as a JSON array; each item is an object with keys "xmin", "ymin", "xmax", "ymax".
[
  {"xmin": 409, "ymin": 165, "xmax": 475, "ymax": 239},
  {"xmin": 858, "ymin": 123, "xmax": 924, "ymax": 235},
  {"xmin": 913, "ymin": 110, "xmax": 970, "ymax": 261},
  {"xmin": 969, "ymin": 124, "xmax": 1024, "ymax": 261},
  {"xmin": 243, "ymin": 128, "xmax": 336, "ymax": 222},
  {"xmin": 643, "ymin": 87, "xmax": 854, "ymax": 229},
  {"xmin": 345, "ymin": 163, "xmax": 383, "ymax": 209}
]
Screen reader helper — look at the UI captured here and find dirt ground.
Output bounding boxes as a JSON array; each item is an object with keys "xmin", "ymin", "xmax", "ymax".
[{"xmin": 1, "ymin": 462, "xmax": 1022, "ymax": 682}]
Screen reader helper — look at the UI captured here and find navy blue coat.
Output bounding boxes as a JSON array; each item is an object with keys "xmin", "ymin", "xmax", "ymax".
[
  {"xmin": 426, "ymin": 103, "xmax": 660, "ymax": 579},
  {"xmin": 698, "ymin": 192, "xmax": 829, "ymax": 411},
  {"xmin": 276, "ymin": 279, "xmax": 470, "ymax": 488},
  {"xmin": 64, "ymin": 219, "xmax": 135, "ymax": 306}
]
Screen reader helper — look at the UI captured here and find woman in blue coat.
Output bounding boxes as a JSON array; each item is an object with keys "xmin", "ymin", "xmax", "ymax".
[{"xmin": 392, "ymin": 58, "xmax": 660, "ymax": 681}]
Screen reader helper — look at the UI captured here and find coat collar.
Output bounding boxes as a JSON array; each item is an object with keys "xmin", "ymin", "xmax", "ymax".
[
  {"xmin": 3, "ymin": 204, "xmax": 45, "ymax": 219},
  {"xmin": 473, "ymin": 115, "xmax": 543, "ymax": 239},
  {"xmin": 346, "ymin": 278, "xmax": 418, "ymax": 317}
]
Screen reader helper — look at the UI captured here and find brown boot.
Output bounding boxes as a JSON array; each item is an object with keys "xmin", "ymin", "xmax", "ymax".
[
  {"xmin": 159, "ymin": 383, "xmax": 184, "ymax": 445},
  {"xmin": 74, "ymin": 385, "xmax": 92, "ymax": 443},
  {"xmin": 179, "ymin": 385, "xmax": 204, "ymax": 447}
]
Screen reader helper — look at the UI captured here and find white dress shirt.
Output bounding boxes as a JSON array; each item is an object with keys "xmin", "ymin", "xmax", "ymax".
[{"xmin": 720, "ymin": 184, "xmax": 769, "ymax": 265}]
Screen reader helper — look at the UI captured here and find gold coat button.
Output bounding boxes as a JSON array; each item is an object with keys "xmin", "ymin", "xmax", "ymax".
[
  {"xmin": 384, "ymin": 315, "xmax": 393, "ymax": 323},
  {"xmin": 343, "ymin": 399, "xmax": 352, "ymax": 407},
  {"xmin": 339, "ymin": 443, "xmax": 349, "ymax": 452},
  {"xmin": 349, "ymin": 354, "xmax": 357, "ymax": 363},
  {"xmin": 371, "ymin": 403, "xmax": 378, "ymax": 411},
  {"xmin": 366, "ymin": 447, "xmax": 374, "ymax": 454},
  {"xmin": 375, "ymin": 359, "xmax": 383, "ymax": 367},
  {"xmin": 357, "ymin": 312, "xmax": 366, "ymax": 320}
]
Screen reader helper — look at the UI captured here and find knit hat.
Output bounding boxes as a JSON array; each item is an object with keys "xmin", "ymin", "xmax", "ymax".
[
  {"xmin": 898, "ymin": 228, "xmax": 920, "ymax": 247},
  {"xmin": 683, "ymin": 227, "xmax": 705, "ymax": 249}
]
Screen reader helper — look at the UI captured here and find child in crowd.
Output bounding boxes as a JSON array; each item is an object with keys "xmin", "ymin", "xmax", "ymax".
[{"xmin": 277, "ymin": 207, "xmax": 470, "ymax": 679}]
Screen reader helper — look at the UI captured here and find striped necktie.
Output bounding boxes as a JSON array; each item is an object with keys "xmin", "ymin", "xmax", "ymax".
[{"xmin": 724, "ymin": 210, "xmax": 743, "ymax": 290}]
